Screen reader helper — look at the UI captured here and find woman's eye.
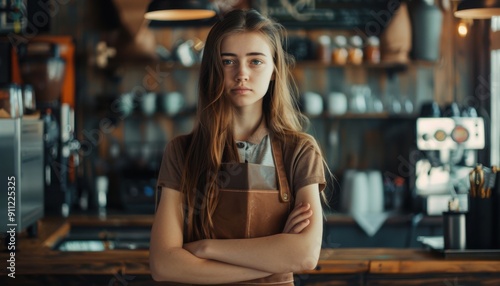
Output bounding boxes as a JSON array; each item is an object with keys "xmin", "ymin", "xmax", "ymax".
[
  {"xmin": 251, "ymin": 59, "xmax": 263, "ymax": 65},
  {"xmin": 222, "ymin": 59, "xmax": 234, "ymax": 65}
]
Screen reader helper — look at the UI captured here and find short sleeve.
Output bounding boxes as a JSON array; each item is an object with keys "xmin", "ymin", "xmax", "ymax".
[
  {"xmin": 157, "ymin": 136, "xmax": 187, "ymax": 192},
  {"xmin": 290, "ymin": 137, "xmax": 326, "ymax": 195}
]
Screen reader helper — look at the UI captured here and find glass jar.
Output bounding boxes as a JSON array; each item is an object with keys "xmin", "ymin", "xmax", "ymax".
[
  {"xmin": 347, "ymin": 35, "xmax": 363, "ymax": 65},
  {"xmin": 331, "ymin": 35, "xmax": 348, "ymax": 65},
  {"xmin": 317, "ymin": 35, "xmax": 331, "ymax": 64},
  {"xmin": 364, "ymin": 36, "xmax": 381, "ymax": 64}
]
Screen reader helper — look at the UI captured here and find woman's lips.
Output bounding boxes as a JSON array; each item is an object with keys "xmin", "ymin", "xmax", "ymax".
[{"xmin": 232, "ymin": 88, "xmax": 251, "ymax": 94}]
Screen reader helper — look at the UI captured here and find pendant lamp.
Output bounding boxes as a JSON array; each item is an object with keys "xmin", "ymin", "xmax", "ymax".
[
  {"xmin": 454, "ymin": 0, "xmax": 500, "ymax": 19},
  {"xmin": 145, "ymin": 0, "xmax": 217, "ymax": 21}
]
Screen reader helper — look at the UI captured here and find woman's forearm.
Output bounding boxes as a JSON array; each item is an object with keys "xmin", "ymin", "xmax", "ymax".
[
  {"xmin": 187, "ymin": 185, "xmax": 324, "ymax": 274},
  {"xmin": 190, "ymin": 233, "xmax": 322, "ymax": 274},
  {"xmin": 150, "ymin": 246, "xmax": 273, "ymax": 284}
]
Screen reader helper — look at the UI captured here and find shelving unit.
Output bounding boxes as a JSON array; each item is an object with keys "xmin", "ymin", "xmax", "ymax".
[
  {"xmin": 144, "ymin": 59, "xmax": 436, "ymax": 71},
  {"xmin": 100, "ymin": 53, "xmax": 436, "ymax": 215}
]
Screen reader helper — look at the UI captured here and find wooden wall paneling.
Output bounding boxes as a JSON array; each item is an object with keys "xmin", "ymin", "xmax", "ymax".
[
  {"xmin": 430, "ymin": 5, "xmax": 475, "ymax": 109},
  {"xmin": 292, "ymin": 68, "xmax": 306, "ymax": 93},
  {"xmin": 458, "ymin": 52, "xmax": 475, "ymax": 110},
  {"xmin": 455, "ymin": 24, "xmax": 474, "ymax": 108},
  {"xmin": 492, "ymin": 25, "xmax": 500, "ymax": 50},
  {"xmin": 344, "ymin": 66, "xmax": 367, "ymax": 86},
  {"xmin": 433, "ymin": 3, "xmax": 454, "ymax": 105},
  {"xmin": 311, "ymin": 68, "xmax": 327, "ymax": 95}
]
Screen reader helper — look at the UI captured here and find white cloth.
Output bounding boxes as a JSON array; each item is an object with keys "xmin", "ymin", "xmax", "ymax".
[{"xmin": 352, "ymin": 212, "xmax": 390, "ymax": 237}]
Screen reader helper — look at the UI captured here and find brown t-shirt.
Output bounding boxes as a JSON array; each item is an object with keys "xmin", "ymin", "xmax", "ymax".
[{"xmin": 157, "ymin": 133, "xmax": 326, "ymax": 195}]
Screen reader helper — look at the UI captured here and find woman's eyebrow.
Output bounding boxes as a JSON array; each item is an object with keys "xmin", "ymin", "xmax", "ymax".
[{"xmin": 221, "ymin": 52, "xmax": 268, "ymax": 57}]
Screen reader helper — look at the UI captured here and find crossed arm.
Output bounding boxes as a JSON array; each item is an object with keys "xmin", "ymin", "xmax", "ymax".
[{"xmin": 149, "ymin": 184, "xmax": 323, "ymax": 284}]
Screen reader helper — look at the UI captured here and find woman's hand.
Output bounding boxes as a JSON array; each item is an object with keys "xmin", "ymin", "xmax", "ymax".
[
  {"xmin": 282, "ymin": 202, "xmax": 313, "ymax": 234},
  {"xmin": 183, "ymin": 240, "xmax": 208, "ymax": 258},
  {"xmin": 184, "ymin": 203, "xmax": 312, "ymax": 258}
]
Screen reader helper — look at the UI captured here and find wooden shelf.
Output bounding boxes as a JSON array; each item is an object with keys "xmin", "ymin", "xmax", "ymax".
[
  {"xmin": 307, "ymin": 112, "xmax": 418, "ymax": 120},
  {"xmin": 294, "ymin": 60, "xmax": 437, "ymax": 70},
  {"xmin": 119, "ymin": 59, "xmax": 437, "ymax": 71}
]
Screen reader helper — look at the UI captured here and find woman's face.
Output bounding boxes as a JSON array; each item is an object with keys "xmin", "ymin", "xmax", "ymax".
[{"xmin": 220, "ymin": 32, "xmax": 275, "ymax": 110}]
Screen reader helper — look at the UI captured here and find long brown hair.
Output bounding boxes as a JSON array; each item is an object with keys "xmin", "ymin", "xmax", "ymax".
[{"xmin": 180, "ymin": 9, "xmax": 318, "ymax": 242}]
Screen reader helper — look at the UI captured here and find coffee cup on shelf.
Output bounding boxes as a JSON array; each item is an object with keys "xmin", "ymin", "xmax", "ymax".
[
  {"xmin": 327, "ymin": 92, "xmax": 347, "ymax": 115},
  {"xmin": 301, "ymin": 91, "xmax": 324, "ymax": 116},
  {"xmin": 160, "ymin": 91, "xmax": 185, "ymax": 116}
]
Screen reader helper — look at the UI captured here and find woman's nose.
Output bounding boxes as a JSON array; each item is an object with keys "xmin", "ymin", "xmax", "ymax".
[{"xmin": 235, "ymin": 66, "xmax": 249, "ymax": 81}]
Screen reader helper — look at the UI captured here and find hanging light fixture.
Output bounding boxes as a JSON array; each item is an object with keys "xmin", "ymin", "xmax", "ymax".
[
  {"xmin": 454, "ymin": 0, "xmax": 500, "ymax": 19},
  {"xmin": 145, "ymin": 0, "xmax": 217, "ymax": 21}
]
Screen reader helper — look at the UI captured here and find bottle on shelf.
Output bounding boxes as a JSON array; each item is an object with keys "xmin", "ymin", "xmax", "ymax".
[
  {"xmin": 347, "ymin": 35, "xmax": 364, "ymax": 65},
  {"xmin": 317, "ymin": 35, "xmax": 332, "ymax": 64},
  {"xmin": 331, "ymin": 35, "xmax": 348, "ymax": 65},
  {"xmin": 364, "ymin": 36, "xmax": 381, "ymax": 64}
]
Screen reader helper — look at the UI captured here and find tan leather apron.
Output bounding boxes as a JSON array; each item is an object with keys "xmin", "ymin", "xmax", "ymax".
[{"xmin": 209, "ymin": 138, "xmax": 294, "ymax": 286}]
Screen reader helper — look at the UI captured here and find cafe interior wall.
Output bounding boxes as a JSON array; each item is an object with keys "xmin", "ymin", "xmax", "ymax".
[{"xmin": 43, "ymin": 0, "xmax": 481, "ymax": 218}]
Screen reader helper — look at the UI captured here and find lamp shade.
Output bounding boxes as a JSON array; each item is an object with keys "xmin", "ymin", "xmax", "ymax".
[
  {"xmin": 145, "ymin": 0, "xmax": 217, "ymax": 21},
  {"xmin": 454, "ymin": 0, "xmax": 500, "ymax": 19}
]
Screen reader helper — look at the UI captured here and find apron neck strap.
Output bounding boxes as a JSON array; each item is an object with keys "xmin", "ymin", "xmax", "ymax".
[{"xmin": 271, "ymin": 137, "xmax": 291, "ymax": 203}]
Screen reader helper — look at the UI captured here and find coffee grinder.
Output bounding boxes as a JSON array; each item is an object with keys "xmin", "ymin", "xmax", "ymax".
[{"xmin": 17, "ymin": 38, "xmax": 79, "ymax": 217}]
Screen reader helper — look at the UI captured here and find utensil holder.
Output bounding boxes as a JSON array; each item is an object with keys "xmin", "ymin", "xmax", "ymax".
[
  {"xmin": 466, "ymin": 197, "xmax": 493, "ymax": 249},
  {"xmin": 443, "ymin": 211, "xmax": 467, "ymax": 250},
  {"xmin": 493, "ymin": 172, "xmax": 500, "ymax": 249}
]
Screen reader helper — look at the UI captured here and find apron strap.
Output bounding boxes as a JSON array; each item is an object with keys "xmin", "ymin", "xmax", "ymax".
[{"xmin": 271, "ymin": 137, "xmax": 291, "ymax": 203}]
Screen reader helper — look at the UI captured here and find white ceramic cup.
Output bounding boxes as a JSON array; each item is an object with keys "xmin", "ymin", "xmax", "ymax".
[
  {"xmin": 119, "ymin": 92, "xmax": 134, "ymax": 117},
  {"xmin": 162, "ymin": 91, "xmax": 184, "ymax": 116},
  {"xmin": 349, "ymin": 85, "xmax": 368, "ymax": 114},
  {"xmin": 327, "ymin": 92, "xmax": 348, "ymax": 115},
  {"xmin": 302, "ymin": 91, "xmax": 324, "ymax": 116},
  {"xmin": 140, "ymin": 92, "xmax": 157, "ymax": 116}
]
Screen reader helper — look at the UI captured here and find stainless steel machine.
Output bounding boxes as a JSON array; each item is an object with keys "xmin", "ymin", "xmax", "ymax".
[
  {"xmin": 413, "ymin": 116, "xmax": 485, "ymax": 215},
  {"xmin": 0, "ymin": 117, "xmax": 44, "ymax": 233}
]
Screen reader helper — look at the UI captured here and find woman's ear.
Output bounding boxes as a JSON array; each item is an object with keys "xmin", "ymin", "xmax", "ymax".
[{"xmin": 271, "ymin": 72, "xmax": 276, "ymax": 81}]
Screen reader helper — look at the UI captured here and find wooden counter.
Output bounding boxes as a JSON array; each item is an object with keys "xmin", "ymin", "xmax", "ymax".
[{"xmin": 1, "ymin": 215, "xmax": 499, "ymax": 285}]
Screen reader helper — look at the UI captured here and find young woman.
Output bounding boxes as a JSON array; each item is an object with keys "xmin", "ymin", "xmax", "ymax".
[{"xmin": 150, "ymin": 9, "xmax": 327, "ymax": 285}]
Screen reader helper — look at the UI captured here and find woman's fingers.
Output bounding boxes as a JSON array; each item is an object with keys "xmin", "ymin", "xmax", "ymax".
[
  {"xmin": 285, "ymin": 209, "xmax": 312, "ymax": 232},
  {"xmin": 283, "ymin": 211, "xmax": 312, "ymax": 233},
  {"xmin": 285, "ymin": 203, "xmax": 309, "ymax": 223},
  {"xmin": 283, "ymin": 203, "xmax": 307, "ymax": 231},
  {"xmin": 283, "ymin": 203, "xmax": 312, "ymax": 233},
  {"xmin": 289, "ymin": 219, "xmax": 310, "ymax": 234}
]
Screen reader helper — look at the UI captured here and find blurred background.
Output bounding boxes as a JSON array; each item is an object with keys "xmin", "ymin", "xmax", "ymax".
[{"xmin": 1, "ymin": 0, "xmax": 499, "ymax": 250}]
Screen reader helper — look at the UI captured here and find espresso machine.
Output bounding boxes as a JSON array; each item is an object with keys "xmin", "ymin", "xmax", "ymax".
[
  {"xmin": 0, "ymin": 84, "xmax": 44, "ymax": 234},
  {"xmin": 413, "ymin": 109, "xmax": 485, "ymax": 215}
]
